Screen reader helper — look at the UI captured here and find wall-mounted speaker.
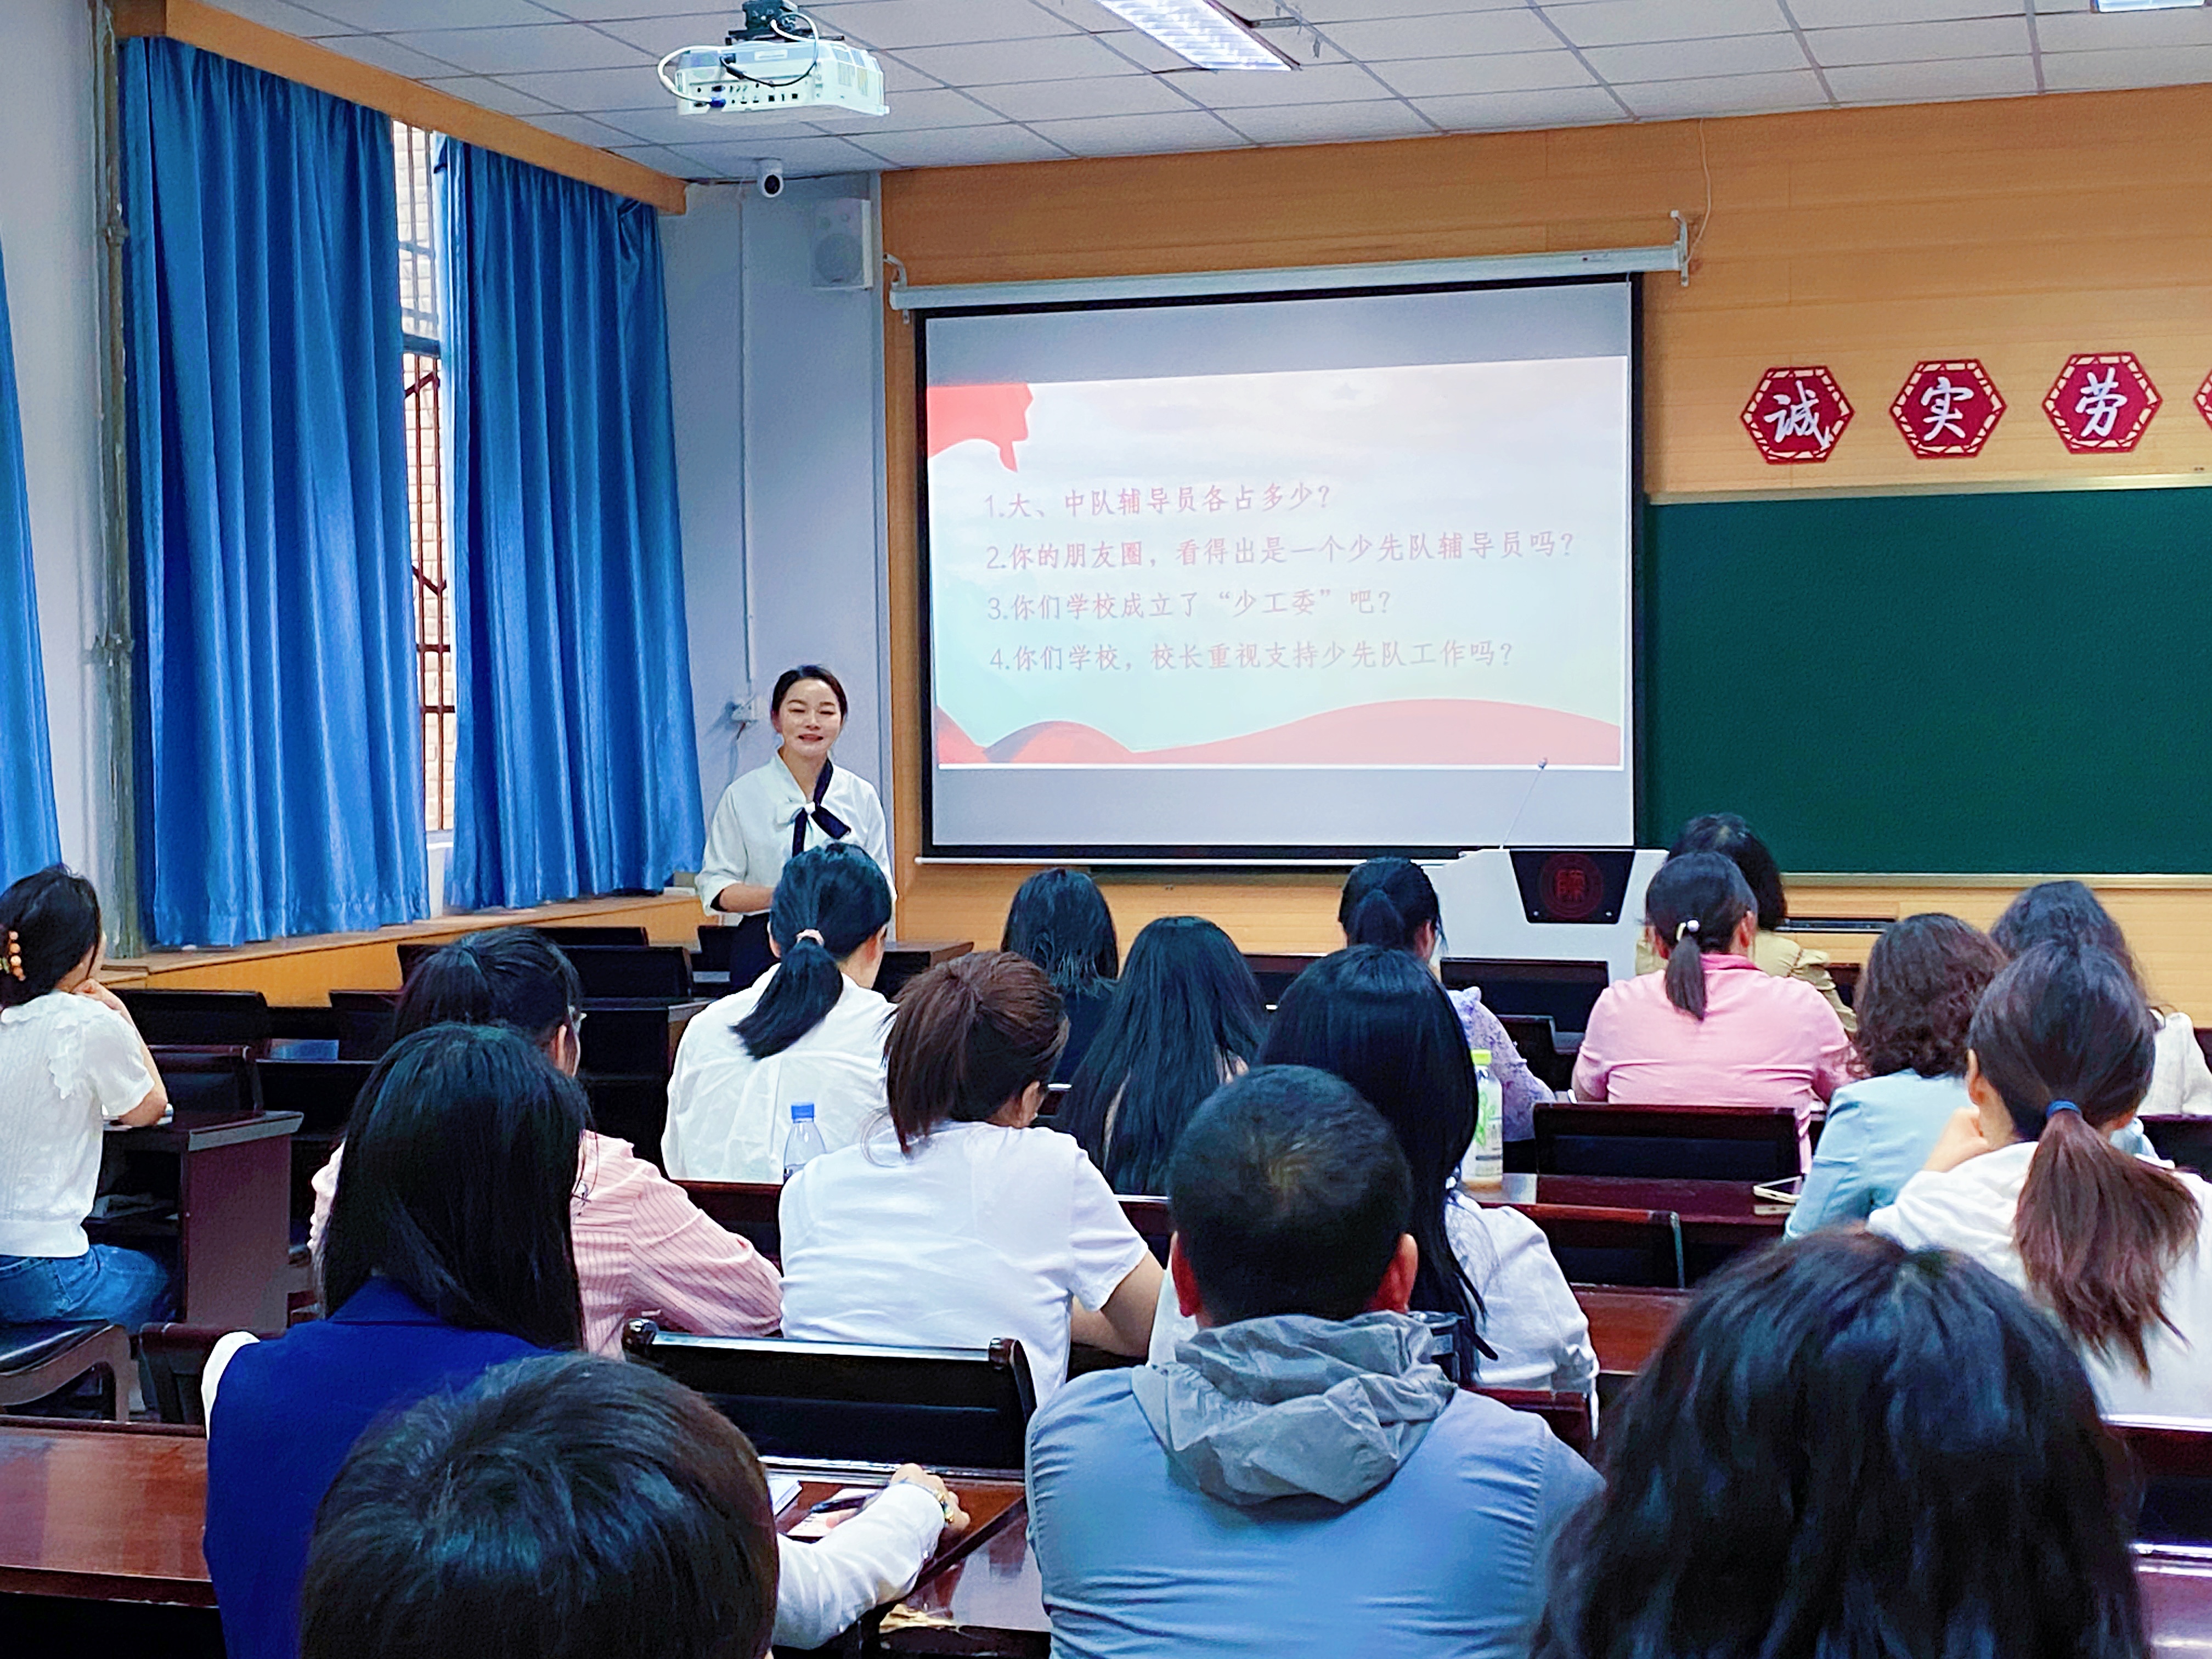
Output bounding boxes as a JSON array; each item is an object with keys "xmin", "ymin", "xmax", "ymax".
[{"xmin": 810, "ymin": 197, "xmax": 874, "ymax": 291}]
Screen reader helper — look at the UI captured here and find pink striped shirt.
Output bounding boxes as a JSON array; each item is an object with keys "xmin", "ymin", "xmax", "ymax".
[
  {"xmin": 309, "ymin": 1132, "xmax": 781, "ymax": 1355},
  {"xmin": 1571, "ymin": 954, "xmax": 1853, "ymax": 1168}
]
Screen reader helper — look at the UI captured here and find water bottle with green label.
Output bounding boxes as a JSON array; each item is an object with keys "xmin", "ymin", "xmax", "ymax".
[{"xmin": 1464, "ymin": 1049, "xmax": 1504, "ymax": 1186}]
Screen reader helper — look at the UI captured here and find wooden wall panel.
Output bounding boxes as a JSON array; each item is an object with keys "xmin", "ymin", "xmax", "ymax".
[{"xmin": 873, "ymin": 84, "xmax": 2212, "ymax": 999}]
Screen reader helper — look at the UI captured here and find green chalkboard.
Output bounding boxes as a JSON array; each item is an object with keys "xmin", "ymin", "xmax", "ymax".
[{"xmin": 1641, "ymin": 487, "xmax": 2212, "ymax": 873}]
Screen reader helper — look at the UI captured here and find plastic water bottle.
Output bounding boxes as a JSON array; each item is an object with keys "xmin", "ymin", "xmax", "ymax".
[
  {"xmin": 1464, "ymin": 1051, "xmax": 1504, "ymax": 1187},
  {"xmin": 781, "ymin": 1101, "xmax": 827, "ymax": 1182}
]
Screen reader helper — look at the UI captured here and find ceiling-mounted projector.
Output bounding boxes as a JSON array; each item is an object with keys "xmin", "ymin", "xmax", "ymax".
[{"xmin": 658, "ymin": 0, "xmax": 888, "ymax": 119}]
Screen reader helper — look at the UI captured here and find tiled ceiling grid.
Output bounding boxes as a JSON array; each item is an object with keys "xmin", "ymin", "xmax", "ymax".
[{"xmin": 214, "ymin": 0, "xmax": 2212, "ymax": 177}]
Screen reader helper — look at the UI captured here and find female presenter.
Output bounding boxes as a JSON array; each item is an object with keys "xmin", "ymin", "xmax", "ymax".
[{"xmin": 697, "ymin": 665, "xmax": 894, "ymax": 989}]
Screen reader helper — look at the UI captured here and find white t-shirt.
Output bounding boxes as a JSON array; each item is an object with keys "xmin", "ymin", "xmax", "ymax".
[
  {"xmin": 0, "ymin": 994, "xmax": 156, "ymax": 1257},
  {"xmin": 663, "ymin": 972, "xmax": 893, "ymax": 1181},
  {"xmin": 695, "ymin": 755, "xmax": 894, "ymax": 917},
  {"xmin": 1870, "ymin": 1141, "xmax": 2212, "ymax": 1419},
  {"xmin": 778, "ymin": 1121, "xmax": 1150, "ymax": 1406}
]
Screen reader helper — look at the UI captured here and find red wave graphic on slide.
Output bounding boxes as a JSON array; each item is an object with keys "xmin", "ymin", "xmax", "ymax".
[
  {"xmin": 926, "ymin": 384, "xmax": 1034, "ymax": 471},
  {"xmin": 938, "ymin": 699, "xmax": 1622, "ymax": 768}
]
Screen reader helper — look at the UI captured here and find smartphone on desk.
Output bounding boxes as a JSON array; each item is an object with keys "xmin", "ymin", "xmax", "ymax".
[{"xmin": 1752, "ymin": 1176, "xmax": 1803, "ymax": 1206}]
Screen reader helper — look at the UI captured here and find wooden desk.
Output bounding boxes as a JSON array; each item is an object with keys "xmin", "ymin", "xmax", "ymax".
[
  {"xmin": 879, "ymin": 940, "xmax": 975, "ymax": 1002},
  {"xmin": 1496, "ymin": 1172, "xmax": 1787, "ymax": 1280},
  {"xmin": 95, "ymin": 1108, "xmax": 302, "ymax": 1330},
  {"xmin": 1574, "ymin": 1285, "xmax": 1692, "ymax": 1380},
  {"xmin": 0, "ymin": 1420, "xmax": 1026, "ymax": 1653},
  {"xmin": 2141, "ymin": 1553, "xmax": 2212, "ymax": 1656}
]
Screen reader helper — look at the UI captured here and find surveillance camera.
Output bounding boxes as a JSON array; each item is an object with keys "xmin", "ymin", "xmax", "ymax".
[{"xmin": 756, "ymin": 159, "xmax": 785, "ymax": 198}]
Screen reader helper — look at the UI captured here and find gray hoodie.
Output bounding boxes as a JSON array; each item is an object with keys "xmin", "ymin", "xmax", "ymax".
[{"xmin": 1126, "ymin": 1311, "xmax": 1458, "ymax": 1508}]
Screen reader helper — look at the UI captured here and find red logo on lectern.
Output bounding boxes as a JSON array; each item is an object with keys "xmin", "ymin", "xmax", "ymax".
[
  {"xmin": 1742, "ymin": 366, "xmax": 1852, "ymax": 464},
  {"xmin": 1891, "ymin": 360, "xmax": 2005, "ymax": 458},
  {"xmin": 2192, "ymin": 368, "xmax": 2212, "ymax": 431},
  {"xmin": 2044, "ymin": 353, "xmax": 2159, "ymax": 453},
  {"xmin": 1539, "ymin": 853, "xmax": 1605, "ymax": 921}
]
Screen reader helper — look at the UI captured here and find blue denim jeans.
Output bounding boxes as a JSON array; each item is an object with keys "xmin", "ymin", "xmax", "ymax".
[{"xmin": 0, "ymin": 1245, "xmax": 174, "ymax": 1331}]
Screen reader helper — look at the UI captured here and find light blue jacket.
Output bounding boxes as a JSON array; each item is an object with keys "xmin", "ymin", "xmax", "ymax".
[
  {"xmin": 1790, "ymin": 1070, "xmax": 2155, "ymax": 1238},
  {"xmin": 1026, "ymin": 1313, "xmax": 1600, "ymax": 1659}
]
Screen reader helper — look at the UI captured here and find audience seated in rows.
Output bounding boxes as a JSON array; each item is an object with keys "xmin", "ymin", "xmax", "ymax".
[
  {"xmin": 302, "ymin": 1354, "xmax": 783, "ymax": 1659},
  {"xmin": 1576, "ymin": 852, "xmax": 1850, "ymax": 1168},
  {"xmin": 0, "ymin": 865, "xmax": 171, "ymax": 1329},
  {"xmin": 1871, "ymin": 940, "xmax": 2212, "ymax": 1415},
  {"xmin": 206, "ymin": 1026, "xmax": 585, "ymax": 1659},
  {"xmin": 1338, "ymin": 856, "xmax": 1552, "ymax": 1140},
  {"xmin": 307, "ymin": 928, "xmax": 780, "ymax": 1352},
  {"xmin": 223, "ymin": 1022, "xmax": 966, "ymax": 1655},
  {"xmin": 1537, "ymin": 1230, "xmax": 2146, "ymax": 1659},
  {"xmin": 1993, "ymin": 879, "xmax": 2212, "ymax": 1115},
  {"xmin": 1030, "ymin": 1065, "xmax": 1599, "ymax": 1659},
  {"xmin": 1059, "ymin": 915, "xmax": 1263, "ymax": 1194},
  {"xmin": 1002, "ymin": 867, "xmax": 1120, "ymax": 1084},
  {"xmin": 664, "ymin": 843, "xmax": 895, "ymax": 1181},
  {"xmin": 1634, "ymin": 812, "xmax": 1857, "ymax": 1030},
  {"xmin": 1149, "ymin": 946, "xmax": 1597, "ymax": 1395},
  {"xmin": 780, "ymin": 951, "xmax": 1163, "ymax": 1402},
  {"xmin": 1787, "ymin": 913, "xmax": 2006, "ymax": 1236}
]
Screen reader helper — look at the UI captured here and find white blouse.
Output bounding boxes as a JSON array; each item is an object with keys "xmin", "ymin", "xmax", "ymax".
[
  {"xmin": 663, "ymin": 971, "xmax": 894, "ymax": 1182},
  {"xmin": 1871, "ymin": 1141, "xmax": 2212, "ymax": 1419},
  {"xmin": 0, "ymin": 994, "xmax": 156, "ymax": 1257},
  {"xmin": 2148, "ymin": 1013, "xmax": 2212, "ymax": 1116},
  {"xmin": 695, "ymin": 755, "xmax": 894, "ymax": 917},
  {"xmin": 779, "ymin": 1122, "xmax": 1151, "ymax": 1406}
]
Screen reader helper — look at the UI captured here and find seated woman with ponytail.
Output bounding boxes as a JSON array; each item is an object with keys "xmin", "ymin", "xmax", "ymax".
[
  {"xmin": 309, "ymin": 928, "xmax": 780, "ymax": 1354},
  {"xmin": 779, "ymin": 952, "xmax": 1161, "ymax": 1404},
  {"xmin": 665, "ymin": 842, "xmax": 894, "ymax": 1181},
  {"xmin": 1871, "ymin": 941, "xmax": 2212, "ymax": 1416},
  {"xmin": 1574, "ymin": 852, "xmax": 1850, "ymax": 1169},
  {"xmin": 0, "ymin": 866, "xmax": 171, "ymax": 1329},
  {"xmin": 1339, "ymin": 857, "xmax": 1551, "ymax": 1141}
]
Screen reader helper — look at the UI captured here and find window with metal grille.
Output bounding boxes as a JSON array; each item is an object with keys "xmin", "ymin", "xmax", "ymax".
[{"xmin": 396, "ymin": 121, "xmax": 453, "ymax": 834}]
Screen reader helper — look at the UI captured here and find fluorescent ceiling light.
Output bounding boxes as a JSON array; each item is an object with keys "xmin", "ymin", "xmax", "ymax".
[
  {"xmin": 2090, "ymin": 0, "xmax": 2205, "ymax": 12},
  {"xmin": 1093, "ymin": 1, "xmax": 1297, "ymax": 70}
]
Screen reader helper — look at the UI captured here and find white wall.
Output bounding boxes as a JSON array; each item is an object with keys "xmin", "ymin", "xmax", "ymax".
[
  {"xmin": 0, "ymin": 0, "xmax": 111, "ymax": 895},
  {"xmin": 663, "ymin": 172, "xmax": 894, "ymax": 870}
]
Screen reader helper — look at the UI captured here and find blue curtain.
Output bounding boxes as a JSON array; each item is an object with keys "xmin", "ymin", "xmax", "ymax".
[
  {"xmin": 120, "ymin": 40, "xmax": 426, "ymax": 946},
  {"xmin": 436, "ymin": 138, "xmax": 703, "ymax": 911},
  {"xmin": 0, "ymin": 244, "xmax": 63, "ymax": 885}
]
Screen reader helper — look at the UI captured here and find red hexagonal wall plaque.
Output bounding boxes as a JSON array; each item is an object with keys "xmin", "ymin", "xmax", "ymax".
[
  {"xmin": 1890, "ymin": 359, "xmax": 2005, "ymax": 458},
  {"xmin": 1742, "ymin": 366, "xmax": 1852, "ymax": 463},
  {"xmin": 2194, "ymin": 368, "xmax": 2212, "ymax": 431},
  {"xmin": 2044, "ymin": 353, "xmax": 2160, "ymax": 453}
]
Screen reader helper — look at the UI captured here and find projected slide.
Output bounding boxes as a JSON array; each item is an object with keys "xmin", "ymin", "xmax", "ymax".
[
  {"xmin": 927, "ymin": 359, "xmax": 1626, "ymax": 770},
  {"xmin": 918, "ymin": 279, "xmax": 1636, "ymax": 857}
]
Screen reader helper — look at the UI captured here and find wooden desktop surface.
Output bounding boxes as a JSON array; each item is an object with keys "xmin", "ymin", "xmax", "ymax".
[
  {"xmin": 4, "ymin": 1418, "xmax": 2208, "ymax": 1657},
  {"xmin": 1495, "ymin": 1173, "xmax": 1792, "ymax": 1237},
  {"xmin": 0, "ymin": 1421, "xmax": 1024, "ymax": 1626},
  {"xmin": 1573, "ymin": 1285, "xmax": 1693, "ymax": 1379}
]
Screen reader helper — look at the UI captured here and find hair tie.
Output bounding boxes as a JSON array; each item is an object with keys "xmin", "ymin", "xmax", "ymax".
[
  {"xmin": 2046, "ymin": 1099, "xmax": 2081, "ymax": 1119},
  {"xmin": 794, "ymin": 928, "xmax": 826, "ymax": 947},
  {"xmin": 4, "ymin": 930, "xmax": 22, "ymax": 981},
  {"xmin": 1674, "ymin": 919, "xmax": 1700, "ymax": 944}
]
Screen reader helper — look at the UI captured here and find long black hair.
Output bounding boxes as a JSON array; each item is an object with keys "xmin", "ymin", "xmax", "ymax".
[
  {"xmin": 1000, "ymin": 868, "xmax": 1119, "ymax": 994},
  {"xmin": 1644, "ymin": 851, "xmax": 1756, "ymax": 1020},
  {"xmin": 1973, "ymin": 941, "xmax": 2194, "ymax": 1376},
  {"xmin": 1338, "ymin": 856, "xmax": 1442, "ymax": 954},
  {"xmin": 395, "ymin": 929, "xmax": 582, "ymax": 1051},
  {"xmin": 1669, "ymin": 811, "xmax": 1788, "ymax": 933},
  {"xmin": 1538, "ymin": 1231, "xmax": 2146, "ymax": 1659},
  {"xmin": 736, "ymin": 843, "xmax": 891, "ymax": 1060},
  {"xmin": 1260, "ymin": 947, "xmax": 1483, "ymax": 1336},
  {"xmin": 323, "ymin": 1025, "xmax": 586, "ymax": 1351},
  {"xmin": 0, "ymin": 865, "xmax": 101, "ymax": 1009},
  {"xmin": 1060, "ymin": 917, "xmax": 1266, "ymax": 1194}
]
